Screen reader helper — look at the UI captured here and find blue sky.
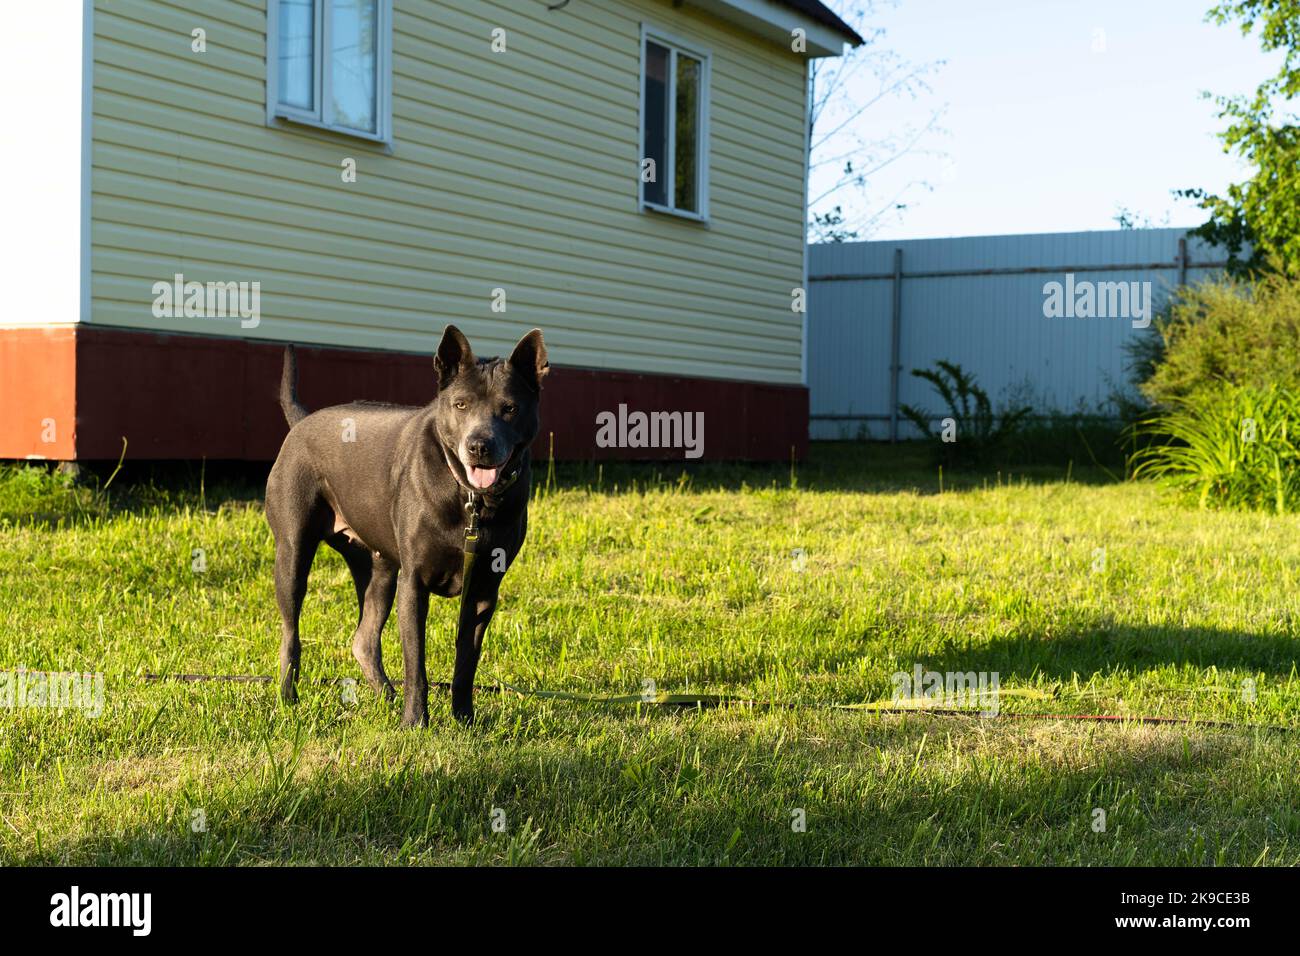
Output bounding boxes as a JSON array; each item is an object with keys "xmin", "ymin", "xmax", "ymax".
[{"xmin": 822, "ymin": 0, "xmax": 1284, "ymax": 240}]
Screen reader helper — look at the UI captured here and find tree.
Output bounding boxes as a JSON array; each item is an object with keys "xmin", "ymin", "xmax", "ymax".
[
  {"xmin": 807, "ymin": 2, "xmax": 945, "ymax": 243},
  {"xmin": 1182, "ymin": 0, "xmax": 1300, "ymax": 274},
  {"xmin": 1113, "ymin": 205, "xmax": 1171, "ymax": 230}
]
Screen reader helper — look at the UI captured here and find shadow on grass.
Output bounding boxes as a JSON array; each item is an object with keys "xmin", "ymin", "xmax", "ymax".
[
  {"xmin": 921, "ymin": 616, "xmax": 1300, "ymax": 682},
  {"xmin": 540, "ymin": 441, "xmax": 1119, "ymax": 496},
  {"xmin": 0, "ymin": 459, "xmax": 267, "ymax": 528},
  {"xmin": 13, "ymin": 711, "xmax": 1278, "ymax": 866},
  {"xmin": 591, "ymin": 615, "xmax": 1300, "ymax": 697},
  {"xmin": 3, "ymin": 442, "xmax": 1119, "ymax": 523}
]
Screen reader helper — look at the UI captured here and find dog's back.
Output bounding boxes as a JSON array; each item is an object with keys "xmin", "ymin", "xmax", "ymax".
[
  {"xmin": 271, "ymin": 345, "xmax": 421, "ymax": 549},
  {"xmin": 268, "ymin": 377, "xmax": 420, "ymax": 562}
]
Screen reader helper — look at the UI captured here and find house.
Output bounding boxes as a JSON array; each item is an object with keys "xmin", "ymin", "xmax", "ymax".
[{"xmin": 1, "ymin": 0, "xmax": 860, "ymax": 463}]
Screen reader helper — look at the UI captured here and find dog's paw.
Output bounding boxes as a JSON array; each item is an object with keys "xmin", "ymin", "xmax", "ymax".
[{"xmin": 400, "ymin": 709, "xmax": 429, "ymax": 729}]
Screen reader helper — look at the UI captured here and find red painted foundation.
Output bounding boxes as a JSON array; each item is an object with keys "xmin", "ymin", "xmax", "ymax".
[{"xmin": 0, "ymin": 326, "xmax": 808, "ymax": 462}]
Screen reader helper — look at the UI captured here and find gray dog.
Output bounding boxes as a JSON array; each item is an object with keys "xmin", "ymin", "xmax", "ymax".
[{"xmin": 265, "ymin": 326, "xmax": 548, "ymax": 726}]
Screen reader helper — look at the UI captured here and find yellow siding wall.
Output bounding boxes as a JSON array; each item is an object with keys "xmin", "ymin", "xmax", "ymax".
[{"xmin": 91, "ymin": 0, "xmax": 808, "ymax": 383}]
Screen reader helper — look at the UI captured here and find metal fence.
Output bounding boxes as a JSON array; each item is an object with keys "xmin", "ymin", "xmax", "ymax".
[{"xmin": 806, "ymin": 228, "xmax": 1228, "ymax": 440}]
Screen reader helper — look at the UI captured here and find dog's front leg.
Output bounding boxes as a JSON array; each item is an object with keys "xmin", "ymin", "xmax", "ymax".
[
  {"xmin": 397, "ymin": 573, "xmax": 430, "ymax": 728},
  {"xmin": 452, "ymin": 573, "xmax": 500, "ymax": 725}
]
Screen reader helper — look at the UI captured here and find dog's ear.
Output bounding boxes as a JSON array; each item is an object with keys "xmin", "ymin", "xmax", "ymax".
[
  {"xmin": 508, "ymin": 329, "xmax": 549, "ymax": 391},
  {"xmin": 434, "ymin": 325, "xmax": 476, "ymax": 389}
]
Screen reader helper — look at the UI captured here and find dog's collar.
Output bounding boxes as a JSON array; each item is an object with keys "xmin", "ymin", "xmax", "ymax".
[
  {"xmin": 438, "ymin": 443, "xmax": 523, "ymax": 502},
  {"xmin": 487, "ymin": 462, "xmax": 523, "ymax": 497},
  {"xmin": 463, "ymin": 461, "xmax": 521, "ymax": 502}
]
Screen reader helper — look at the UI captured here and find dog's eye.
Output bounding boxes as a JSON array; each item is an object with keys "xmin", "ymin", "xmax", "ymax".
[
  {"xmin": 501, "ymin": 403, "xmax": 516, "ymax": 417},
  {"xmin": 453, "ymin": 400, "xmax": 467, "ymax": 410}
]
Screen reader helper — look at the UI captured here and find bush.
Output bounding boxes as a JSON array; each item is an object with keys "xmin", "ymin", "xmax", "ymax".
[
  {"xmin": 900, "ymin": 361, "xmax": 1031, "ymax": 468},
  {"xmin": 1130, "ymin": 384, "xmax": 1300, "ymax": 514},
  {"xmin": 1143, "ymin": 273, "xmax": 1300, "ymax": 406}
]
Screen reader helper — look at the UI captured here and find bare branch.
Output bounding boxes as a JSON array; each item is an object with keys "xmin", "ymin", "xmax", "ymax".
[{"xmin": 805, "ymin": 0, "xmax": 946, "ymax": 241}]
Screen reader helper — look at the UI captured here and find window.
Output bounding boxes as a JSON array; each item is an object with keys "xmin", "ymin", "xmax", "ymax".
[
  {"xmin": 267, "ymin": 0, "xmax": 391, "ymax": 142},
  {"xmin": 640, "ymin": 28, "xmax": 709, "ymax": 220}
]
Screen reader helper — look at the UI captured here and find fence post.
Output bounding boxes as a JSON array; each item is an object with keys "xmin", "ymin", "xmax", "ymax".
[
  {"xmin": 889, "ymin": 247, "xmax": 903, "ymax": 443},
  {"xmin": 1177, "ymin": 236, "xmax": 1188, "ymax": 288}
]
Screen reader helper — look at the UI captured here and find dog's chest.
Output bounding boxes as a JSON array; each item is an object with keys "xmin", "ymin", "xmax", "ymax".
[
  {"xmin": 400, "ymin": 505, "xmax": 521, "ymax": 598},
  {"xmin": 399, "ymin": 516, "xmax": 465, "ymax": 595}
]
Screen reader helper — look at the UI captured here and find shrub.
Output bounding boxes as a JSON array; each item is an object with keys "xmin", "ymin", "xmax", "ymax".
[
  {"xmin": 1130, "ymin": 384, "xmax": 1300, "ymax": 514},
  {"xmin": 1143, "ymin": 273, "xmax": 1300, "ymax": 406},
  {"xmin": 900, "ymin": 361, "xmax": 1031, "ymax": 468}
]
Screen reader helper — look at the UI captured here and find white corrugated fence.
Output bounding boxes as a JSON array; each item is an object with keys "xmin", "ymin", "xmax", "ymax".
[{"xmin": 806, "ymin": 228, "xmax": 1228, "ymax": 440}]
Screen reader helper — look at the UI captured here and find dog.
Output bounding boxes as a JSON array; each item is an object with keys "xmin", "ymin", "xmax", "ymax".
[{"xmin": 265, "ymin": 325, "xmax": 548, "ymax": 726}]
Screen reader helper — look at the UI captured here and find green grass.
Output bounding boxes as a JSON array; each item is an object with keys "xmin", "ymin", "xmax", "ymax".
[{"xmin": 1, "ymin": 443, "xmax": 1298, "ymax": 865}]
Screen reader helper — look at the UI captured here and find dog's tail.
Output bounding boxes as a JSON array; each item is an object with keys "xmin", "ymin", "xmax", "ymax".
[{"xmin": 280, "ymin": 346, "xmax": 309, "ymax": 427}]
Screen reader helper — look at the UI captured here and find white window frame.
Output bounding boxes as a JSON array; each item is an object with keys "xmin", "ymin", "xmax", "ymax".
[
  {"xmin": 639, "ymin": 24, "xmax": 711, "ymax": 223},
  {"xmin": 266, "ymin": 0, "xmax": 393, "ymax": 144}
]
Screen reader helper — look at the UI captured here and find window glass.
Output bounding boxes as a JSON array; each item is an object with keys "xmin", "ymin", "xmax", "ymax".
[
  {"xmin": 674, "ymin": 53, "xmax": 701, "ymax": 213},
  {"xmin": 329, "ymin": 0, "xmax": 378, "ymax": 133},
  {"xmin": 643, "ymin": 40, "xmax": 670, "ymax": 208},
  {"xmin": 278, "ymin": 0, "xmax": 315, "ymax": 110}
]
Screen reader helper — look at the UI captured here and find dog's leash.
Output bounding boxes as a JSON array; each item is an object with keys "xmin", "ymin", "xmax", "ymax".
[
  {"xmin": 457, "ymin": 490, "xmax": 484, "ymax": 658},
  {"xmin": 458, "ymin": 464, "xmax": 522, "ymax": 622},
  {"xmin": 135, "ymin": 673, "xmax": 1300, "ymax": 733}
]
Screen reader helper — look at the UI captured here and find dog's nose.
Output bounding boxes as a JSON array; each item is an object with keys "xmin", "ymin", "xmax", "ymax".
[{"xmin": 465, "ymin": 436, "xmax": 492, "ymax": 461}]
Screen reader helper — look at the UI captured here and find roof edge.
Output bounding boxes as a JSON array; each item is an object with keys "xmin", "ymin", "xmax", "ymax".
[
  {"xmin": 774, "ymin": 0, "xmax": 864, "ymax": 47},
  {"xmin": 688, "ymin": 0, "xmax": 863, "ymax": 57}
]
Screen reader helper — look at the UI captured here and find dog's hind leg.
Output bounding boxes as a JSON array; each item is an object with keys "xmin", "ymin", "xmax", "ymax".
[
  {"xmin": 330, "ymin": 538, "xmax": 397, "ymax": 699},
  {"xmin": 274, "ymin": 529, "xmax": 321, "ymax": 704},
  {"xmin": 353, "ymin": 564, "xmax": 398, "ymax": 699}
]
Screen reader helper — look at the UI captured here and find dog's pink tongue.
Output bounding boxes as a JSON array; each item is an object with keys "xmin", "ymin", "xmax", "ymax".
[{"xmin": 467, "ymin": 466, "xmax": 498, "ymax": 489}]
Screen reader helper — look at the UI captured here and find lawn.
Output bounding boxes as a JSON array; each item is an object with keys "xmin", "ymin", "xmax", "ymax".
[{"xmin": 1, "ymin": 443, "xmax": 1298, "ymax": 865}]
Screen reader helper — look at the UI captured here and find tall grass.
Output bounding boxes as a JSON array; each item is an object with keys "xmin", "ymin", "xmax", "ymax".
[{"xmin": 1131, "ymin": 385, "xmax": 1300, "ymax": 514}]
